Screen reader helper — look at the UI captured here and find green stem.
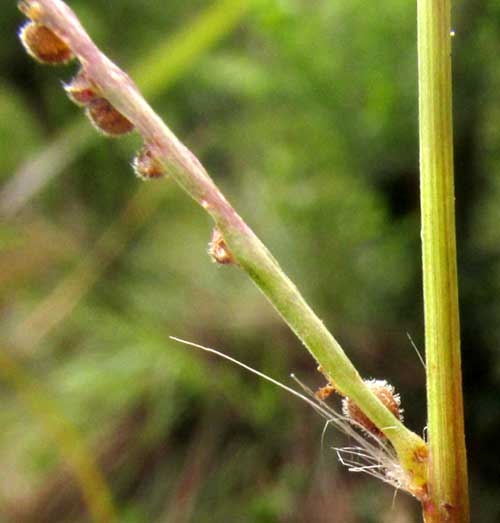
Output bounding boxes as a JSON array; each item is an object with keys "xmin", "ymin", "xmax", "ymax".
[
  {"xmin": 417, "ymin": 0, "xmax": 469, "ymax": 520},
  {"xmin": 25, "ymin": 0, "xmax": 428, "ymax": 494}
]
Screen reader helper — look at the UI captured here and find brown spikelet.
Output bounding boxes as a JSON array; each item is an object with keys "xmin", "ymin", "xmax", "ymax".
[
  {"xmin": 19, "ymin": 21, "xmax": 74, "ymax": 65},
  {"xmin": 315, "ymin": 383, "xmax": 336, "ymax": 400},
  {"xmin": 342, "ymin": 379, "xmax": 403, "ymax": 438},
  {"xmin": 315, "ymin": 366, "xmax": 342, "ymax": 399},
  {"xmin": 65, "ymin": 69, "xmax": 98, "ymax": 106},
  {"xmin": 85, "ymin": 98, "xmax": 134, "ymax": 136},
  {"xmin": 208, "ymin": 229, "xmax": 236, "ymax": 265},
  {"xmin": 132, "ymin": 146, "xmax": 167, "ymax": 180},
  {"xmin": 18, "ymin": 1, "xmax": 43, "ymax": 22}
]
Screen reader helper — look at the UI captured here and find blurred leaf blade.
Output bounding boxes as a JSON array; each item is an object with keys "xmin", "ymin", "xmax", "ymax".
[
  {"xmin": 0, "ymin": 349, "xmax": 118, "ymax": 523},
  {"xmin": 133, "ymin": 0, "xmax": 253, "ymax": 98}
]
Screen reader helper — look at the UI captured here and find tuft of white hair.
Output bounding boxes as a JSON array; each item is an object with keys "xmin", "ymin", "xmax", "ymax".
[{"xmin": 170, "ymin": 336, "xmax": 413, "ymax": 497}]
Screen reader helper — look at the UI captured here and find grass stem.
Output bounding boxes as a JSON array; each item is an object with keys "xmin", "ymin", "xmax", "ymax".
[{"xmin": 417, "ymin": 0, "xmax": 470, "ymax": 520}]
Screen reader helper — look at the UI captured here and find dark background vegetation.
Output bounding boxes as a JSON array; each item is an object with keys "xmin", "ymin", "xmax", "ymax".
[{"xmin": 1, "ymin": 0, "xmax": 500, "ymax": 521}]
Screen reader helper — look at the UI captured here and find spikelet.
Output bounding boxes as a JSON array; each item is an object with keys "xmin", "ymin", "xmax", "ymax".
[
  {"xmin": 19, "ymin": 21, "xmax": 74, "ymax": 65},
  {"xmin": 18, "ymin": 1, "xmax": 43, "ymax": 21},
  {"xmin": 85, "ymin": 98, "xmax": 134, "ymax": 136},
  {"xmin": 208, "ymin": 228, "xmax": 236, "ymax": 265},
  {"xmin": 132, "ymin": 146, "xmax": 167, "ymax": 180},
  {"xmin": 342, "ymin": 379, "xmax": 403, "ymax": 438},
  {"xmin": 64, "ymin": 69, "xmax": 98, "ymax": 106}
]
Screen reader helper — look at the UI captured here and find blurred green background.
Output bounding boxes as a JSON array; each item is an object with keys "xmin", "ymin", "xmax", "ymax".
[{"xmin": 1, "ymin": 0, "xmax": 500, "ymax": 521}]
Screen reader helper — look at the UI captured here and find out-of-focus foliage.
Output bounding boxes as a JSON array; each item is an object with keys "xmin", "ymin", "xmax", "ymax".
[{"xmin": 0, "ymin": 0, "xmax": 499, "ymax": 521}]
